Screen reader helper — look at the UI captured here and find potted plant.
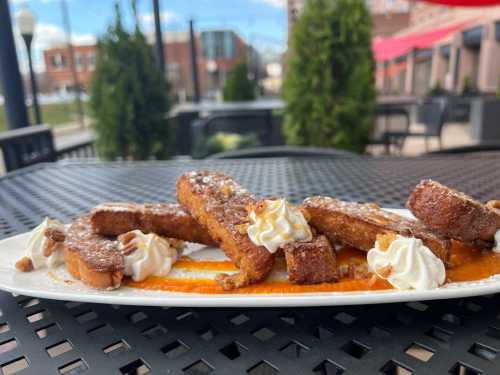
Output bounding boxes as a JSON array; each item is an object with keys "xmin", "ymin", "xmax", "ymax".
[{"xmin": 470, "ymin": 76, "xmax": 500, "ymax": 141}]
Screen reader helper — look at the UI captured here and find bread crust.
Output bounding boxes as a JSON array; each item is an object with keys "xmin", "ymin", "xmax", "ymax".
[
  {"xmin": 176, "ymin": 171, "xmax": 274, "ymax": 290},
  {"xmin": 407, "ymin": 180, "xmax": 500, "ymax": 242},
  {"xmin": 64, "ymin": 215, "xmax": 123, "ymax": 289},
  {"xmin": 283, "ymin": 235, "xmax": 337, "ymax": 284},
  {"xmin": 302, "ymin": 196, "xmax": 450, "ymax": 262},
  {"xmin": 90, "ymin": 202, "xmax": 215, "ymax": 246}
]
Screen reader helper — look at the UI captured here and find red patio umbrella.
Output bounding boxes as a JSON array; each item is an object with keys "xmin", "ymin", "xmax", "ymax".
[{"xmin": 419, "ymin": 0, "xmax": 500, "ymax": 5}]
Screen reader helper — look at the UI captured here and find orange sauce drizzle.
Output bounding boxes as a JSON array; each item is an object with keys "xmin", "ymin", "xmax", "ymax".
[{"xmin": 124, "ymin": 243, "xmax": 500, "ymax": 294}]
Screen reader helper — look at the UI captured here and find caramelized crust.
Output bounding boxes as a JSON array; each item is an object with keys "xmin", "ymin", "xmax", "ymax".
[
  {"xmin": 283, "ymin": 235, "xmax": 337, "ymax": 284},
  {"xmin": 64, "ymin": 215, "xmax": 123, "ymax": 289},
  {"xmin": 302, "ymin": 196, "xmax": 450, "ymax": 262},
  {"xmin": 407, "ymin": 180, "xmax": 500, "ymax": 243},
  {"xmin": 90, "ymin": 203, "xmax": 215, "ymax": 246},
  {"xmin": 176, "ymin": 171, "xmax": 274, "ymax": 289}
]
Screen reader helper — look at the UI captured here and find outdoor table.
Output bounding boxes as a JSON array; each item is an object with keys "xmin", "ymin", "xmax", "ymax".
[{"xmin": 0, "ymin": 156, "xmax": 500, "ymax": 374}]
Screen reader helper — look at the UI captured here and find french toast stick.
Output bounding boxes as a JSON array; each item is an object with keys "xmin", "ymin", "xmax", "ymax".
[
  {"xmin": 90, "ymin": 202, "xmax": 215, "ymax": 246},
  {"xmin": 176, "ymin": 171, "xmax": 274, "ymax": 290},
  {"xmin": 302, "ymin": 196, "xmax": 450, "ymax": 262}
]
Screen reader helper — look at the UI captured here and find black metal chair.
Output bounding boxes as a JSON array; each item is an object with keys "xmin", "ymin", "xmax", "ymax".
[
  {"xmin": 373, "ymin": 98, "xmax": 448, "ymax": 154},
  {"xmin": 413, "ymin": 98, "xmax": 448, "ymax": 151},
  {"xmin": 208, "ymin": 146, "xmax": 357, "ymax": 159},
  {"xmin": 0, "ymin": 125, "xmax": 56, "ymax": 172},
  {"xmin": 372, "ymin": 105, "xmax": 411, "ymax": 154}
]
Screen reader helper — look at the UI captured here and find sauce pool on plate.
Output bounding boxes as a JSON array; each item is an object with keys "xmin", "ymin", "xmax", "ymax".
[{"xmin": 124, "ymin": 243, "xmax": 500, "ymax": 294}]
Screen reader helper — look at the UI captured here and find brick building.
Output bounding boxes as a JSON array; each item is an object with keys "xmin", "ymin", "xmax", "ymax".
[
  {"xmin": 375, "ymin": 1, "xmax": 500, "ymax": 95},
  {"xmin": 43, "ymin": 44, "xmax": 96, "ymax": 93},
  {"xmin": 287, "ymin": 0, "xmax": 410, "ymax": 39},
  {"xmin": 43, "ymin": 29, "xmax": 249, "ymax": 100}
]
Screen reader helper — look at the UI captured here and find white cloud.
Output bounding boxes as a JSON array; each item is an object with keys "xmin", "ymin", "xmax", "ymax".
[
  {"xmin": 139, "ymin": 10, "xmax": 178, "ymax": 29},
  {"xmin": 14, "ymin": 22, "xmax": 96, "ymax": 74},
  {"xmin": 254, "ymin": 0, "xmax": 286, "ymax": 8}
]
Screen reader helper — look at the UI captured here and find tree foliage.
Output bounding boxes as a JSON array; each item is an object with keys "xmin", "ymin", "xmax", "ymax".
[
  {"xmin": 90, "ymin": 1, "xmax": 171, "ymax": 160},
  {"xmin": 223, "ymin": 63, "xmax": 256, "ymax": 101},
  {"xmin": 283, "ymin": 0, "xmax": 375, "ymax": 153}
]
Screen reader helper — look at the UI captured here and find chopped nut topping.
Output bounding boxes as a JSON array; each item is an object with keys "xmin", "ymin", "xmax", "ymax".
[
  {"xmin": 235, "ymin": 223, "xmax": 249, "ymax": 235},
  {"xmin": 337, "ymin": 263, "xmax": 369, "ymax": 279},
  {"xmin": 44, "ymin": 228, "xmax": 65, "ymax": 242},
  {"xmin": 167, "ymin": 238, "xmax": 185, "ymax": 250},
  {"xmin": 118, "ymin": 231, "xmax": 136, "ymax": 245},
  {"xmin": 43, "ymin": 238, "xmax": 57, "ymax": 257},
  {"xmin": 118, "ymin": 231, "xmax": 139, "ymax": 255},
  {"xmin": 221, "ymin": 184, "xmax": 234, "ymax": 197},
  {"xmin": 376, "ymin": 265, "xmax": 393, "ymax": 278},
  {"xmin": 486, "ymin": 200, "xmax": 500, "ymax": 211},
  {"xmin": 15, "ymin": 257, "xmax": 34, "ymax": 272},
  {"xmin": 376, "ymin": 232, "xmax": 397, "ymax": 251}
]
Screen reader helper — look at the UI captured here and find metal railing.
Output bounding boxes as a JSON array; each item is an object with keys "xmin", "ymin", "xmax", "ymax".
[{"xmin": 56, "ymin": 138, "xmax": 96, "ymax": 160}]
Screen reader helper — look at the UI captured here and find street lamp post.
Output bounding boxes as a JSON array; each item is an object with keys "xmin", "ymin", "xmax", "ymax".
[{"xmin": 16, "ymin": 5, "xmax": 42, "ymax": 125}]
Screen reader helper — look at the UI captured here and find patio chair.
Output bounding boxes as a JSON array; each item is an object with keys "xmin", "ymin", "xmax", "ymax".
[
  {"xmin": 191, "ymin": 110, "xmax": 277, "ymax": 151},
  {"xmin": 373, "ymin": 98, "xmax": 448, "ymax": 154},
  {"xmin": 372, "ymin": 105, "xmax": 411, "ymax": 154},
  {"xmin": 0, "ymin": 125, "xmax": 56, "ymax": 172},
  {"xmin": 208, "ymin": 146, "xmax": 357, "ymax": 159}
]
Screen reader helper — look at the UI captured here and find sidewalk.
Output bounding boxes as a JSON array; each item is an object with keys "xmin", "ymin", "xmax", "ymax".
[{"xmin": 368, "ymin": 121, "xmax": 475, "ymax": 156}]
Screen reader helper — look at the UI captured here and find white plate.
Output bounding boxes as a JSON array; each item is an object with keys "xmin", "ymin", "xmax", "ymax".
[{"xmin": 0, "ymin": 209, "xmax": 499, "ymax": 307}]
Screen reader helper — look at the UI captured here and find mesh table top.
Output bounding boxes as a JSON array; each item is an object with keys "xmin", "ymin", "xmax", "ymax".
[{"xmin": 1, "ymin": 156, "xmax": 500, "ymax": 375}]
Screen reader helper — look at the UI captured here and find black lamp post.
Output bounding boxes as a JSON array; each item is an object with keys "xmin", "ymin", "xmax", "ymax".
[{"xmin": 15, "ymin": 5, "xmax": 42, "ymax": 125}]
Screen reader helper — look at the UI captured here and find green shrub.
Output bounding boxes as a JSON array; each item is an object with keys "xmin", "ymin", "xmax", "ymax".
[
  {"xmin": 427, "ymin": 81, "xmax": 447, "ymax": 97},
  {"xmin": 283, "ymin": 0, "xmax": 375, "ymax": 154},
  {"xmin": 222, "ymin": 63, "xmax": 256, "ymax": 102},
  {"xmin": 193, "ymin": 132, "xmax": 260, "ymax": 158},
  {"xmin": 90, "ymin": 1, "xmax": 171, "ymax": 160}
]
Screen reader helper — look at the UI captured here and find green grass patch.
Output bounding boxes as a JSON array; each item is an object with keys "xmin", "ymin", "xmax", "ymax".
[{"xmin": 0, "ymin": 101, "xmax": 90, "ymax": 131}]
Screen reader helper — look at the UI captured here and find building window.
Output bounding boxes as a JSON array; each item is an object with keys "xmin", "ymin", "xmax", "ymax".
[
  {"xmin": 201, "ymin": 31, "xmax": 236, "ymax": 60},
  {"xmin": 87, "ymin": 52, "xmax": 96, "ymax": 70},
  {"xmin": 75, "ymin": 53, "xmax": 84, "ymax": 71},
  {"xmin": 51, "ymin": 53, "xmax": 66, "ymax": 69},
  {"xmin": 167, "ymin": 63, "xmax": 180, "ymax": 82}
]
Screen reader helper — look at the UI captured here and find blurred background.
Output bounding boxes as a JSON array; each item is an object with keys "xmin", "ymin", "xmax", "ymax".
[{"xmin": 1, "ymin": 0, "xmax": 500, "ymax": 172}]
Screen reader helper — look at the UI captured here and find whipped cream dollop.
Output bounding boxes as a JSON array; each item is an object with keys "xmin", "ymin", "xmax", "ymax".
[
  {"xmin": 26, "ymin": 218, "xmax": 66, "ymax": 269},
  {"xmin": 493, "ymin": 230, "xmax": 500, "ymax": 253},
  {"xmin": 367, "ymin": 235, "xmax": 446, "ymax": 290},
  {"xmin": 120, "ymin": 230, "xmax": 181, "ymax": 282},
  {"xmin": 247, "ymin": 198, "xmax": 312, "ymax": 253}
]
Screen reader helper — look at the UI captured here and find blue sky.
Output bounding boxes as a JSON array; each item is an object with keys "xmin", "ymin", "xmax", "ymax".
[{"xmin": 9, "ymin": 0, "xmax": 287, "ymax": 73}]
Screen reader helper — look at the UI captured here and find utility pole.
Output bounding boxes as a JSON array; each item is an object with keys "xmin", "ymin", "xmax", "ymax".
[
  {"xmin": 153, "ymin": 0, "xmax": 165, "ymax": 75},
  {"xmin": 189, "ymin": 19, "xmax": 200, "ymax": 103},
  {"xmin": 61, "ymin": 0, "xmax": 84, "ymax": 128},
  {"xmin": 0, "ymin": 0, "xmax": 29, "ymax": 129}
]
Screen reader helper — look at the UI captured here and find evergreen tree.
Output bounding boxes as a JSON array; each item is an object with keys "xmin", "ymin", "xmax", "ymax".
[
  {"xmin": 90, "ymin": 1, "xmax": 171, "ymax": 160},
  {"xmin": 223, "ymin": 62, "xmax": 256, "ymax": 101},
  {"xmin": 283, "ymin": 0, "xmax": 375, "ymax": 153}
]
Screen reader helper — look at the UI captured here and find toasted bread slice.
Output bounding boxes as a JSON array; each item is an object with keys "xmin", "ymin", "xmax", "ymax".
[
  {"xmin": 90, "ymin": 202, "xmax": 215, "ymax": 246},
  {"xmin": 283, "ymin": 235, "xmax": 337, "ymax": 284},
  {"xmin": 176, "ymin": 171, "xmax": 274, "ymax": 290},
  {"xmin": 407, "ymin": 180, "xmax": 500, "ymax": 243},
  {"xmin": 64, "ymin": 215, "xmax": 123, "ymax": 289},
  {"xmin": 302, "ymin": 196, "xmax": 450, "ymax": 262}
]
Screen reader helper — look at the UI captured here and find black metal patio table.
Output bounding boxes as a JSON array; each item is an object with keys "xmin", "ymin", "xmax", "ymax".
[{"xmin": 1, "ymin": 156, "xmax": 500, "ymax": 375}]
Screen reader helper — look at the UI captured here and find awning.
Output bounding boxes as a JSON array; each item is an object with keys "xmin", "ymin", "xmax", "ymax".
[
  {"xmin": 419, "ymin": 0, "xmax": 500, "ymax": 6},
  {"xmin": 373, "ymin": 21, "xmax": 470, "ymax": 62}
]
